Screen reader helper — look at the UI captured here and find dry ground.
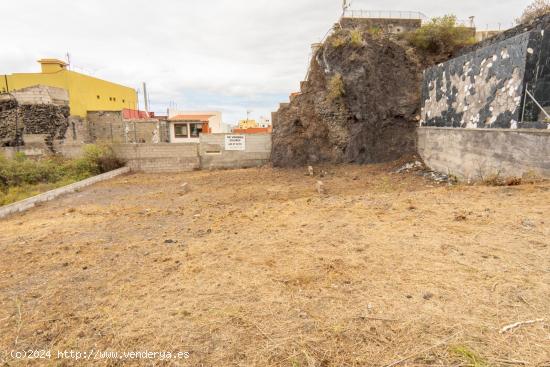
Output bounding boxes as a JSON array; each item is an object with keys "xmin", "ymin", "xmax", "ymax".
[{"xmin": 0, "ymin": 163, "xmax": 549, "ymax": 366}]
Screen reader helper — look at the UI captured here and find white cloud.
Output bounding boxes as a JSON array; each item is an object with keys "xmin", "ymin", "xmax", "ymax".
[{"xmin": 0, "ymin": 0, "xmax": 533, "ymax": 122}]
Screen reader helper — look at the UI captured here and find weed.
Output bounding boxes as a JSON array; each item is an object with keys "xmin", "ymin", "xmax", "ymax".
[
  {"xmin": 450, "ymin": 345, "xmax": 488, "ymax": 367},
  {"xmin": 368, "ymin": 26, "xmax": 383, "ymax": 38},
  {"xmin": 327, "ymin": 73, "xmax": 345, "ymax": 101},
  {"xmin": 349, "ymin": 28, "xmax": 363, "ymax": 46},
  {"xmin": 330, "ymin": 34, "xmax": 346, "ymax": 48}
]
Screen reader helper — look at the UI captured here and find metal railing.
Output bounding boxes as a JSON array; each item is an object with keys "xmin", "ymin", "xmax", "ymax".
[{"xmin": 343, "ymin": 9, "xmax": 427, "ymax": 21}]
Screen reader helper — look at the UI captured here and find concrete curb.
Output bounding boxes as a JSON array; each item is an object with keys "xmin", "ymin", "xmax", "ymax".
[{"xmin": 0, "ymin": 167, "xmax": 131, "ymax": 220}]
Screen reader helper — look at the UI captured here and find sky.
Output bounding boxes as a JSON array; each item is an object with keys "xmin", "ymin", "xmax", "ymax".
[{"xmin": 0, "ymin": 0, "xmax": 534, "ymax": 124}]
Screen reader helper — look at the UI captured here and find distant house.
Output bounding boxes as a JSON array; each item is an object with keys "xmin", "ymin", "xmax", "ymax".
[
  {"xmin": 232, "ymin": 117, "xmax": 272, "ymax": 134},
  {"xmin": 167, "ymin": 110, "xmax": 223, "ymax": 143}
]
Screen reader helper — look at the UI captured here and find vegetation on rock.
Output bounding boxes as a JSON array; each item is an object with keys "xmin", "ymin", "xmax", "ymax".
[
  {"xmin": 404, "ymin": 15, "xmax": 476, "ymax": 53},
  {"xmin": 517, "ymin": 0, "xmax": 550, "ymax": 24}
]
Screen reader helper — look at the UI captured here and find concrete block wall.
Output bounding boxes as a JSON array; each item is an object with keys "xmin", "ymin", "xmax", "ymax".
[
  {"xmin": 199, "ymin": 133, "xmax": 272, "ymax": 169},
  {"xmin": 87, "ymin": 111, "xmax": 160, "ymax": 144},
  {"xmin": 418, "ymin": 127, "xmax": 550, "ymax": 179},
  {"xmin": 112, "ymin": 143, "xmax": 200, "ymax": 172},
  {"xmin": 10, "ymin": 85, "xmax": 69, "ymax": 106}
]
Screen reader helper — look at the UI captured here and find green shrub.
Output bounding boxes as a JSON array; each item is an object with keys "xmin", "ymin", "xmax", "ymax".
[
  {"xmin": 404, "ymin": 15, "xmax": 476, "ymax": 53},
  {"xmin": 349, "ymin": 29, "xmax": 363, "ymax": 46},
  {"xmin": 367, "ymin": 27, "xmax": 383, "ymax": 38},
  {"xmin": 330, "ymin": 34, "xmax": 346, "ymax": 48},
  {"xmin": 0, "ymin": 144, "xmax": 125, "ymax": 205},
  {"xmin": 327, "ymin": 73, "xmax": 345, "ymax": 101}
]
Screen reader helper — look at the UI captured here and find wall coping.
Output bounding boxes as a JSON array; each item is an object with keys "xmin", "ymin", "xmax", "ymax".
[
  {"xmin": 0, "ymin": 167, "xmax": 130, "ymax": 220},
  {"xmin": 418, "ymin": 126, "xmax": 550, "ymax": 135}
]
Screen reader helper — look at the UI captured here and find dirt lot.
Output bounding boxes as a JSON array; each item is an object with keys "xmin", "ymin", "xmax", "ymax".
[{"xmin": 0, "ymin": 163, "xmax": 549, "ymax": 366}]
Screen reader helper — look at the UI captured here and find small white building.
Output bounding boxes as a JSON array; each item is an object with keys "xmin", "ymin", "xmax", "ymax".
[{"xmin": 166, "ymin": 110, "xmax": 223, "ymax": 143}]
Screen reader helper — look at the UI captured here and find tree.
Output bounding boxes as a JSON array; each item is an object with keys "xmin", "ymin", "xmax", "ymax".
[{"xmin": 517, "ymin": 0, "xmax": 550, "ymax": 24}]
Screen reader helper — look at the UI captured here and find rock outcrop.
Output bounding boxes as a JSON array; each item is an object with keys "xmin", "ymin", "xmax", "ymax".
[{"xmin": 272, "ymin": 25, "xmax": 433, "ymax": 167}]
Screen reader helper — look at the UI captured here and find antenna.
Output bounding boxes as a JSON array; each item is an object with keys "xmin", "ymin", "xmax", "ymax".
[
  {"xmin": 342, "ymin": 0, "xmax": 350, "ymax": 16},
  {"xmin": 65, "ymin": 52, "xmax": 71, "ymax": 70}
]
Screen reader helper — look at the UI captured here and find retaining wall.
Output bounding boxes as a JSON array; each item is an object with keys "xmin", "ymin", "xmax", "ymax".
[
  {"xmin": 199, "ymin": 134, "xmax": 271, "ymax": 169},
  {"xmin": 0, "ymin": 167, "xmax": 130, "ymax": 219},
  {"xmin": 421, "ymin": 27, "xmax": 550, "ymax": 129},
  {"xmin": 417, "ymin": 127, "xmax": 550, "ymax": 180}
]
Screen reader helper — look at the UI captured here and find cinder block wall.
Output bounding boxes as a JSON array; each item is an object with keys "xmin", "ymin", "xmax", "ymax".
[
  {"xmin": 87, "ymin": 111, "xmax": 159, "ymax": 144},
  {"xmin": 54, "ymin": 134, "xmax": 272, "ymax": 173},
  {"xmin": 112, "ymin": 143, "xmax": 200, "ymax": 172},
  {"xmin": 199, "ymin": 133, "xmax": 272, "ymax": 169}
]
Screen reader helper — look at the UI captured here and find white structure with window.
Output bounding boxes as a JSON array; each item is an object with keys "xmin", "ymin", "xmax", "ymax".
[{"xmin": 167, "ymin": 110, "xmax": 223, "ymax": 143}]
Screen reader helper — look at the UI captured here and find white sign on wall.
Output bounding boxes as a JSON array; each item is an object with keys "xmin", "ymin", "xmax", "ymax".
[{"xmin": 225, "ymin": 135, "xmax": 246, "ymax": 151}]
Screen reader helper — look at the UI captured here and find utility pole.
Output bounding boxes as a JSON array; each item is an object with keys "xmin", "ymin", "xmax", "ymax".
[{"xmin": 142, "ymin": 82, "xmax": 149, "ymax": 115}]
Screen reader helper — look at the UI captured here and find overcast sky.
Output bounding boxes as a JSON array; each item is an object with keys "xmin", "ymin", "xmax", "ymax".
[{"xmin": 1, "ymin": 0, "xmax": 533, "ymax": 124}]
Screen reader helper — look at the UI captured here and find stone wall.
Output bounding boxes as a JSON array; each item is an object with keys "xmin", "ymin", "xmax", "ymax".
[
  {"xmin": 419, "ymin": 17, "xmax": 550, "ymax": 180},
  {"xmin": 0, "ymin": 86, "xmax": 70, "ymax": 150},
  {"xmin": 421, "ymin": 25, "xmax": 550, "ymax": 129},
  {"xmin": 418, "ymin": 127, "xmax": 550, "ymax": 179}
]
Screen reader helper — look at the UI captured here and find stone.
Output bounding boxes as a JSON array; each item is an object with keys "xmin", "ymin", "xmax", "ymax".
[
  {"xmin": 316, "ymin": 181, "xmax": 325, "ymax": 195},
  {"xmin": 180, "ymin": 182, "xmax": 190, "ymax": 194}
]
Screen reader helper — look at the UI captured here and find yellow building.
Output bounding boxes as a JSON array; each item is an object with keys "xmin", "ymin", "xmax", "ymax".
[
  {"xmin": 238, "ymin": 119, "xmax": 258, "ymax": 129},
  {"xmin": 0, "ymin": 59, "xmax": 138, "ymax": 117}
]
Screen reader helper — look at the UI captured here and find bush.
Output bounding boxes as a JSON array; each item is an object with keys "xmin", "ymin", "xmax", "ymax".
[
  {"xmin": 349, "ymin": 29, "xmax": 363, "ymax": 46},
  {"xmin": 330, "ymin": 34, "xmax": 347, "ymax": 48},
  {"xmin": 404, "ymin": 15, "xmax": 476, "ymax": 53},
  {"xmin": 517, "ymin": 0, "xmax": 550, "ymax": 24},
  {"xmin": 367, "ymin": 27, "xmax": 383, "ymax": 38},
  {"xmin": 0, "ymin": 144, "xmax": 125, "ymax": 205},
  {"xmin": 327, "ymin": 73, "xmax": 345, "ymax": 101}
]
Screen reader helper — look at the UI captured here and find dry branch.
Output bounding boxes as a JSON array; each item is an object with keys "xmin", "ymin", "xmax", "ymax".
[{"xmin": 499, "ymin": 319, "xmax": 545, "ymax": 334}]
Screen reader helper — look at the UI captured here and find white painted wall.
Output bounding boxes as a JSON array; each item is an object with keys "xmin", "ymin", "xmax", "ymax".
[{"xmin": 167, "ymin": 109, "xmax": 223, "ymax": 133}]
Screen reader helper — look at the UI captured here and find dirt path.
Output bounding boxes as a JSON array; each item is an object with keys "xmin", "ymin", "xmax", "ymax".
[{"xmin": 0, "ymin": 164, "xmax": 549, "ymax": 366}]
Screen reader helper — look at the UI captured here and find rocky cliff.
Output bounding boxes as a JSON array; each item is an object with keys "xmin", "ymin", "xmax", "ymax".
[{"xmin": 272, "ymin": 25, "xmax": 439, "ymax": 167}]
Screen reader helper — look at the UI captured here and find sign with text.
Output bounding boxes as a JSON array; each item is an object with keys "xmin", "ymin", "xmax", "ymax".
[{"xmin": 224, "ymin": 135, "xmax": 246, "ymax": 151}]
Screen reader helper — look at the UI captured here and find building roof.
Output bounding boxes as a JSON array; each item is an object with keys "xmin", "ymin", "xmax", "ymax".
[
  {"xmin": 169, "ymin": 114, "xmax": 214, "ymax": 122},
  {"xmin": 38, "ymin": 59, "xmax": 68, "ymax": 66}
]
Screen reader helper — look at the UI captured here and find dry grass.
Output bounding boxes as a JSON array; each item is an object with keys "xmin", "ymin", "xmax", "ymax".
[
  {"xmin": 0, "ymin": 163, "xmax": 548, "ymax": 366},
  {"xmin": 327, "ymin": 73, "xmax": 345, "ymax": 101}
]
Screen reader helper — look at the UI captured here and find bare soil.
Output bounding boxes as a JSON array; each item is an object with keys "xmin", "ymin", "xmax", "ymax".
[{"xmin": 0, "ymin": 163, "xmax": 549, "ymax": 366}]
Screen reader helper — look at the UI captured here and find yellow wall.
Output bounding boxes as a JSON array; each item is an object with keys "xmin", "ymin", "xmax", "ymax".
[{"xmin": 0, "ymin": 61, "xmax": 137, "ymax": 117}]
